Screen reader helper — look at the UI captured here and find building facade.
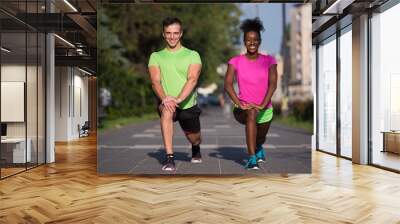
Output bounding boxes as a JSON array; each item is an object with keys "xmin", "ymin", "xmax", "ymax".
[{"xmin": 289, "ymin": 4, "xmax": 313, "ymax": 102}]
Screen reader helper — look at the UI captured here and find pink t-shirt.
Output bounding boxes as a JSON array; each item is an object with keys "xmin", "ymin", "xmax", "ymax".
[{"xmin": 228, "ymin": 54, "xmax": 277, "ymax": 109}]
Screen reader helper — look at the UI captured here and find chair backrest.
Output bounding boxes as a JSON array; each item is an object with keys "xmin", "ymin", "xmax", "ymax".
[{"xmin": 82, "ymin": 121, "xmax": 90, "ymax": 129}]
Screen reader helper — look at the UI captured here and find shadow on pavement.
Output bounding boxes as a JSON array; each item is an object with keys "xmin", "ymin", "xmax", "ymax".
[
  {"xmin": 147, "ymin": 149, "xmax": 192, "ymax": 164},
  {"xmin": 208, "ymin": 147, "xmax": 247, "ymax": 166}
]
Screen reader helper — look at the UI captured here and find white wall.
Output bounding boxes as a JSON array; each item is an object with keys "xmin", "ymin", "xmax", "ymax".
[
  {"xmin": 1, "ymin": 63, "xmax": 46, "ymax": 164},
  {"xmin": 1, "ymin": 66, "xmax": 26, "ymax": 127},
  {"xmin": 1, "ymin": 65, "xmax": 32, "ymax": 139},
  {"xmin": 55, "ymin": 67, "xmax": 89, "ymax": 141},
  {"xmin": 55, "ymin": 66, "xmax": 70, "ymax": 141},
  {"xmin": 73, "ymin": 72, "xmax": 89, "ymax": 137},
  {"xmin": 1, "ymin": 65, "xmax": 26, "ymax": 81}
]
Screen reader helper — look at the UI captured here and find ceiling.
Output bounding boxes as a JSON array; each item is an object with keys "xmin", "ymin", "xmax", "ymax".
[
  {"xmin": 309, "ymin": 0, "xmax": 389, "ymax": 42},
  {"xmin": 0, "ymin": 0, "xmax": 97, "ymax": 74}
]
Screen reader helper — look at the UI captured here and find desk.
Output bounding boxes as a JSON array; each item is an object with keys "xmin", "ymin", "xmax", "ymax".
[
  {"xmin": 1, "ymin": 138, "xmax": 31, "ymax": 163},
  {"xmin": 382, "ymin": 131, "xmax": 400, "ymax": 154}
]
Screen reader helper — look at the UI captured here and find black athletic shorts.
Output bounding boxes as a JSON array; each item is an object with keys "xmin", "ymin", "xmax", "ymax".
[{"xmin": 158, "ymin": 104, "xmax": 202, "ymax": 133}]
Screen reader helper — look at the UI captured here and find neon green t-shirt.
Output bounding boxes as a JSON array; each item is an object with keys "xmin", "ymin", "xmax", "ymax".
[{"xmin": 148, "ymin": 47, "xmax": 201, "ymax": 109}]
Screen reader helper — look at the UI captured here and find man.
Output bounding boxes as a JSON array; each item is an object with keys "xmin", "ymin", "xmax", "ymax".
[{"xmin": 148, "ymin": 17, "xmax": 202, "ymax": 171}]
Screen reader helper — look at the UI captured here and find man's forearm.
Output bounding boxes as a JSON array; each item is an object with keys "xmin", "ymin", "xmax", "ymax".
[
  {"xmin": 176, "ymin": 78, "xmax": 197, "ymax": 103},
  {"xmin": 152, "ymin": 82, "xmax": 167, "ymax": 101}
]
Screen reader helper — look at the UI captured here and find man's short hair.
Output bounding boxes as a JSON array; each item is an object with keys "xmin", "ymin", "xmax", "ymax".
[{"xmin": 162, "ymin": 17, "xmax": 182, "ymax": 31}]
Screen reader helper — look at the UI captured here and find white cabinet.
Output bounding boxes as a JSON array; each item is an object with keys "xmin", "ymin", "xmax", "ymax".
[{"xmin": 1, "ymin": 138, "xmax": 32, "ymax": 163}]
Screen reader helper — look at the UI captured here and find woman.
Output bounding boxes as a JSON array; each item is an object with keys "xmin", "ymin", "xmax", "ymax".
[{"xmin": 224, "ymin": 18, "xmax": 278, "ymax": 170}]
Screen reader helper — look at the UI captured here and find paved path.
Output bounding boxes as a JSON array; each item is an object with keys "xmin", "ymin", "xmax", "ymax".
[{"xmin": 98, "ymin": 107, "xmax": 311, "ymax": 175}]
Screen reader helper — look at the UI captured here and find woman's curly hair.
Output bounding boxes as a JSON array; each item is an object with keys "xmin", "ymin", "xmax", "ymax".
[{"xmin": 240, "ymin": 17, "xmax": 265, "ymax": 39}]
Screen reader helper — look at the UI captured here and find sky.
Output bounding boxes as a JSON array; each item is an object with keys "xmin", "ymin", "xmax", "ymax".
[{"xmin": 238, "ymin": 3, "xmax": 296, "ymax": 56}]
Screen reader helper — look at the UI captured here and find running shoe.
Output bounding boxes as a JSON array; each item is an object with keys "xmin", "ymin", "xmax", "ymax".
[
  {"xmin": 244, "ymin": 155, "xmax": 260, "ymax": 170},
  {"xmin": 162, "ymin": 154, "xmax": 176, "ymax": 171},
  {"xmin": 191, "ymin": 148, "xmax": 202, "ymax": 163},
  {"xmin": 255, "ymin": 144, "xmax": 266, "ymax": 163}
]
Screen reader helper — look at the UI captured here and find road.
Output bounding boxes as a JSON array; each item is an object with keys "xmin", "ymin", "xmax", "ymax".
[{"xmin": 98, "ymin": 106, "xmax": 311, "ymax": 175}]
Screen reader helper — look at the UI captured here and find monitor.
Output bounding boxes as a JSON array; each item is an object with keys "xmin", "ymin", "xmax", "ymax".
[{"xmin": 1, "ymin": 123, "xmax": 7, "ymax": 137}]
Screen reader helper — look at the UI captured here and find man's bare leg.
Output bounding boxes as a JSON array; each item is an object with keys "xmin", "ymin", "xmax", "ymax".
[
  {"xmin": 159, "ymin": 105, "xmax": 177, "ymax": 171},
  {"xmin": 160, "ymin": 105, "xmax": 174, "ymax": 154}
]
